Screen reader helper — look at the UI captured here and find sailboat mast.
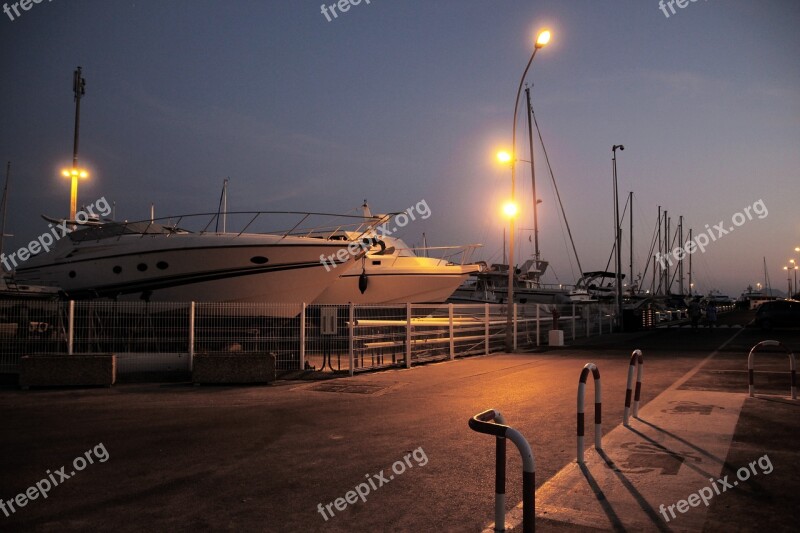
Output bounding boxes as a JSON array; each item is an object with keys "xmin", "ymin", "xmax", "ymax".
[
  {"xmin": 688, "ymin": 228, "xmax": 693, "ymax": 295},
  {"xmin": 0, "ymin": 162, "xmax": 9, "ymax": 261},
  {"xmin": 629, "ymin": 191, "xmax": 633, "ymax": 293},
  {"xmin": 525, "ymin": 86, "xmax": 540, "ymax": 260},
  {"xmin": 678, "ymin": 216, "xmax": 684, "ymax": 295}
]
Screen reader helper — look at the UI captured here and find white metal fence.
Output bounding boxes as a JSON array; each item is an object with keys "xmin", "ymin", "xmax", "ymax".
[{"xmin": 0, "ymin": 300, "xmax": 617, "ymax": 377}]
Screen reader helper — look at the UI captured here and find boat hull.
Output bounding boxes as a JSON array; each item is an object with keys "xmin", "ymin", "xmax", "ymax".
[{"xmin": 14, "ymin": 233, "xmax": 354, "ymax": 314}]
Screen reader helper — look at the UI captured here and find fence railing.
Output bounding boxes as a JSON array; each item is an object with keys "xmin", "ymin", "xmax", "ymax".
[{"xmin": 0, "ymin": 300, "xmax": 616, "ymax": 377}]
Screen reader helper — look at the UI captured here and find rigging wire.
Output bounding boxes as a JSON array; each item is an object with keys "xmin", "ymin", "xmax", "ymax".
[{"xmin": 530, "ymin": 98, "xmax": 583, "ymax": 277}]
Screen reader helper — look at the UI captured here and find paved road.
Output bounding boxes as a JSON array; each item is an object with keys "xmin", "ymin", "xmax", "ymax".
[{"xmin": 1, "ymin": 322, "xmax": 798, "ymax": 532}]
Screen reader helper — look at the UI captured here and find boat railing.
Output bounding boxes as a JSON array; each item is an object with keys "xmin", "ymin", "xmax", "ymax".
[
  {"xmin": 69, "ymin": 211, "xmax": 388, "ymax": 243},
  {"xmin": 402, "ymin": 244, "xmax": 483, "ymax": 265}
]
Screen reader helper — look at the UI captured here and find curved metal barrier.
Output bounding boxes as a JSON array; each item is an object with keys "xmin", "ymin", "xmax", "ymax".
[
  {"xmin": 469, "ymin": 409, "xmax": 536, "ymax": 533},
  {"xmin": 577, "ymin": 363, "xmax": 602, "ymax": 464},
  {"xmin": 747, "ymin": 340, "xmax": 797, "ymax": 400},
  {"xmin": 623, "ymin": 349, "xmax": 643, "ymax": 426}
]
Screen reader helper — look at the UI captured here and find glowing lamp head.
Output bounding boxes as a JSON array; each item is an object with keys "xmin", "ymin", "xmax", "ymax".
[
  {"xmin": 502, "ymin": 201, "xmax": 519, "ymax": 218},
  {"xmin": 535, "ymin": 30, "xmax": 551, "ymax": 49},
  {"xmin": 61, "ymin": 168, "xmax": 89, "ymax": 179},
  {"xmin": 496, "ymin": 150, "xmax": 512, "ymax": 164}
]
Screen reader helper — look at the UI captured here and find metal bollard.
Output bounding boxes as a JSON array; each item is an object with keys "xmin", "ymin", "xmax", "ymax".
[
  {"xmin": 469, "ymin": 409, "xmax": 536, "ymax": 533},
  {"xmin": 623, "ymin": 349, "xmax": 643, "ymax": 426},
  {"xmin": 747, "ymin": 340, "xmax": 797, "ymax": 400},
  {"xmin": 577, "ymin": 363, "xmax": 602, "ymax": 464}
]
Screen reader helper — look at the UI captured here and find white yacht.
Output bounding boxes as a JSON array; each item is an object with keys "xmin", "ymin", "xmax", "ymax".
[
  {"xmin": 313, "ymin": 234, "xmax": 482, "ymax": 304},
  {"xmin": 13, "ymin": 212, "xmax": 376, "ymax": 313}
]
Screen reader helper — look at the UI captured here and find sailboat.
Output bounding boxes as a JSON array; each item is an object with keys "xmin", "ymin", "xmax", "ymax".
[{"xmin": 451, "ymin": 86, "xmax": 575, "ymax": 305}]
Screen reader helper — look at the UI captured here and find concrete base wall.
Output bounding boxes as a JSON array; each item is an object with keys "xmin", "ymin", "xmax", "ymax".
[
  {"xmin": 192, "ymin": 352, "xmax": 276, "ymax": 384},
  {"xmin": 20, "ymin": 354, "xmax": 117, "ymax": 389}
]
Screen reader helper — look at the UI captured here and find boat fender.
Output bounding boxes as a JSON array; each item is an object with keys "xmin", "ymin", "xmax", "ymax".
[{"xmin": 358, "ymin": 269, "xmax": 368, "ymax": 294}]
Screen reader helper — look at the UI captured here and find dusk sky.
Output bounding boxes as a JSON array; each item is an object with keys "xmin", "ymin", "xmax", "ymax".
[{"xmin": 1, "ymin": 0, "xmax": 798, "ymax": 297}]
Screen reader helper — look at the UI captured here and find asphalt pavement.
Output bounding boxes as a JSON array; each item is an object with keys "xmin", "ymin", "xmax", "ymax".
[{"xmin": 1, "ymin": 314, "xmax": 798, "ymax": 532}]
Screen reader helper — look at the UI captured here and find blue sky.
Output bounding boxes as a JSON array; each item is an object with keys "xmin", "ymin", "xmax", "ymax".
[{"xmin": 1, "ymin": 0, "xmax": 798, "ymax": 296}]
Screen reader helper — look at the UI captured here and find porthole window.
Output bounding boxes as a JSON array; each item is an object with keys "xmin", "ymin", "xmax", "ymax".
[
  {"xmin": 68, "ymin": 271, "xmax": 76, "ymax": 278},
  {"xmin": 156, "ymin": 261, "xmax": 169, "ymax": 270},
  {"xmin": 250, "ymin": 256, "xmax": 269, "ymax": 265},
  {"xmin": 137, "ymin": 263, "xmax": 148, "ymax": 272}
]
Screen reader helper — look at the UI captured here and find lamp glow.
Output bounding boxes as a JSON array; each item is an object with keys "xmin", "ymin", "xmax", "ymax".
[
  {"xmin": 536, "ymin": 30, "xmax": 551, "ymax": 48},
  {"xmin": 497, "ymin": 150, "xmax": 512, "ymax": 164},
  {"xmin": 503, "ymin": 201, "xmax": 519, "ymax": 218}
]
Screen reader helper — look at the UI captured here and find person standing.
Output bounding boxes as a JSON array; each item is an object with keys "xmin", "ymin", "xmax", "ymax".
[
  {"xmin": 688, "ymin": 298, "xmax": 702, "ymax": 330},
  {"xmin": 706, "ymin": 301, "xmax": 718, "ymax": 328}
]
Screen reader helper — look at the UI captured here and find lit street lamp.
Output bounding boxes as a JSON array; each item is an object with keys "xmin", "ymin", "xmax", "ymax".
[
  {"xmin": 61, "ymin": 168, "xmax": 89, "ymax": 220},
  {"xmin": 783, "ymin": 264, "xmax": 793, "ymax": 298},
  {"xmin": 503, "ymin": 28, "xmax": 551, "ymax": 352}
]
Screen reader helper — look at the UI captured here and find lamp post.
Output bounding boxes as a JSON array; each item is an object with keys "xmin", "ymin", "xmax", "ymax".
[
  {"xmin": 612, "ymin": 145, "xmax": 624, "ymax": 331},
  {"xmin": 790, "ymin": 259, "xmax": 798, "ymax": 298},
  {"xmin": 783, "ymin": 265, "xmax": 792, "ymax": 298},
  {"xmin": 503, "ymin": 28, "xmax": 551, "ymax": 352},
  {"xmin": 64, "ymin": 66, "xmax": 87, "ymax": 221}
]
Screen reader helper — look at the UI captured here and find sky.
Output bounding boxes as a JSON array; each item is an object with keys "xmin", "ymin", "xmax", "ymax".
[{"xmin": 1, "ymin": 0, "xmax": 798, "ymax": 298}]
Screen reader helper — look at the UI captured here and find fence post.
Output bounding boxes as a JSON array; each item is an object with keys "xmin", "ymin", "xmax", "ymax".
[
  {"xmin": 536, "ymin": 304, "xmax": 540, "ymax": 347},
  {"xmin": 188, "ymin": 301, "xmax": 195, "ymax": 372},
  {"xmin": 513, "ymin": 303, "xmax": 518, "ymax": 351},
  {"xmin": 405, "ymin": 302, "xmax": 412, "ymax": 369},
  {"xmin": 299, "ymin": 302, "xmax": 306, "ymax": 371},
  {"xmin": 598, "ymin": 306, "xmax": 603, "ymax": 334},
  {"xmin": 485, "ymin": 303, "xmax": 490, "ymax": 355},
  {"xmin": 572, "ymin": 303, "xmax": 576, "ymax": 341},
  {"xmin": 67, "ymin": 300, "xmax": 75, "ymax": 355},
  {"xmin": 349, "ymin": 303, "xmax": 355, "ymax": 377},
  {"xmin": 448, "ymin": 303, "xmax": 455, "ymax": 360}
]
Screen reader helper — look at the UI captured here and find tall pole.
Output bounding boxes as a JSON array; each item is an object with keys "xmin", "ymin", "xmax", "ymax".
[
  {"xmin": 525, "ymin": 86, "xmax": 540, "ymax": 261},
  {"xmin": 656, "ymin": 206, "xmax": 661, "ymax": 294},
  {"xmin": 688, "ymin": 228, "xmax": 693, "ymax": 295},
  {"xmin": 505, "ymin": 33, "xmax": 549, "ymax": 352},
  {"xmin": 612, "ymin": 145, "xmax": 624, "ymax": 330},
  {"xmin": 0, "ymin": 162, "xmax": 9, "ymax": 261},
  {"xmin": 628, "ymin": 191, "xmax": 633, "ymax": 294},
  {"xmin": 70, "ymin": 67, "xmax": 86, "ymax": 220},
  {"xmin": 678, "ymin": 216, "xmax": 684, "ymax": 296},
  {"xmin": 664, "ymin": 210, "xmax": 669, "ymax": 294}
]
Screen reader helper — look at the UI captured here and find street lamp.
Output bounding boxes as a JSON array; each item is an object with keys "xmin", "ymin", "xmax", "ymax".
[
  {"xmin": 783, "ymin": 264, "xmax": 793, "ymax": 298},
  {"xmin": 791, "ymin": 259, "xmax": 798, "ymax": 298},
  {"xmin": 61, "ymin": 168, "xmax": 89, "ymax": 220},
  {"xmin": 612, "ymin": 144, "xmax": 625, "ymax": 330},
  {"xmin": 503, "ymin": 28, "xmax": 551, "ymax": 352}
]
